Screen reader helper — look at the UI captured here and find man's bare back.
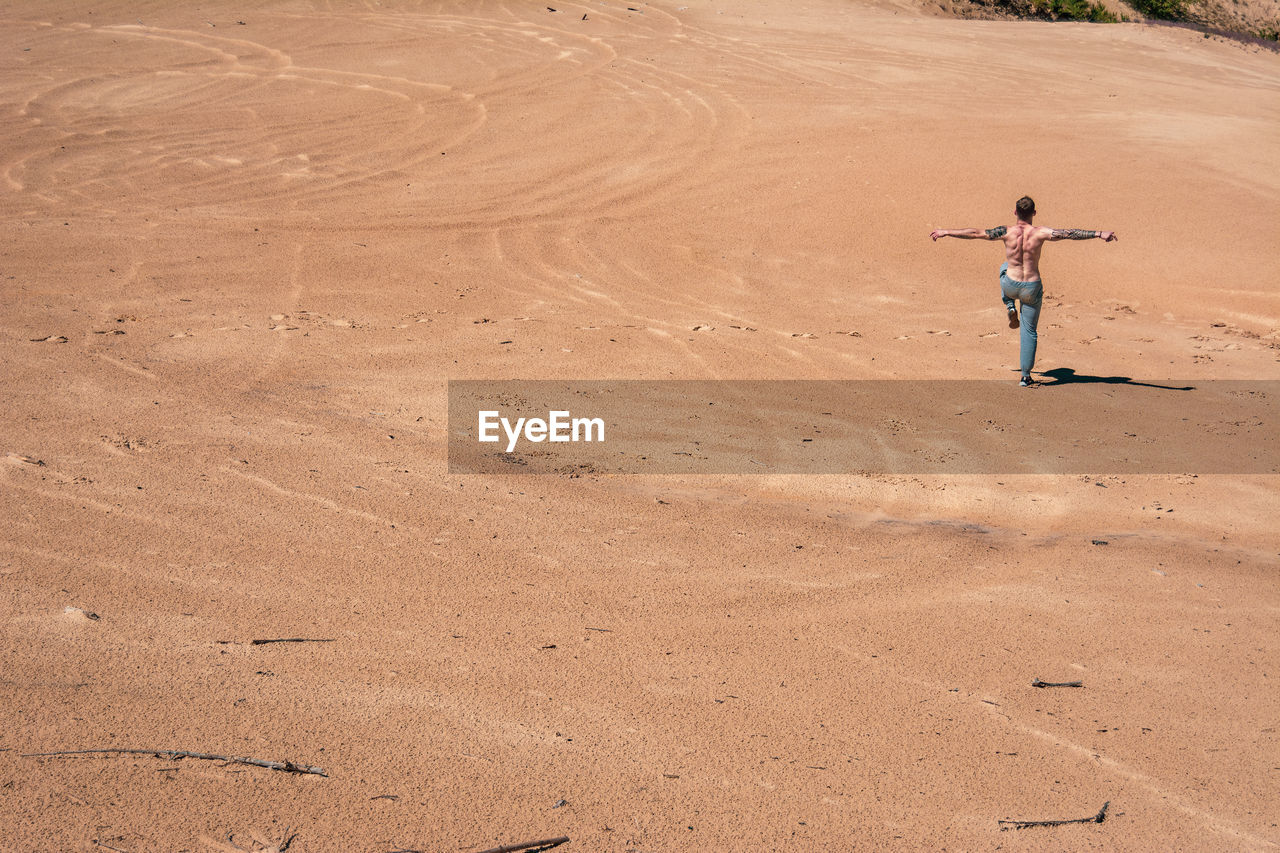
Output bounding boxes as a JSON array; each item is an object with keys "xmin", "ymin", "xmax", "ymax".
[
  {"xmin": 1000, "ymin": 221, "xmax": 1051, "ymax": 282},
  {"xmin": 931, "ymin": 220, "xmax": 1118, "ymax": 281},
  {"xmin": 984, "ymin": 221, "xmax": 1118, "ymax": 281}
]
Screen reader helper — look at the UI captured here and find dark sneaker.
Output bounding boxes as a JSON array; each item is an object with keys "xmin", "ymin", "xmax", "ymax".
[
  {"xmin": 1020, "ymin": 375, "xmax": 1034, "ymax": 387},
  {"xmin": 1008, "ymin": 308, "xmax": 1020, "ymax": 329}
]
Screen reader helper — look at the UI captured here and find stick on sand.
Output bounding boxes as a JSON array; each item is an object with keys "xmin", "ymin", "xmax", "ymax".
[
  {"xmin": 998, "ymin": 801, "xmax": 1109, "ymax": 830},
  {"xmin": 475, "ymin": 837, "xmax": 570, "ymax": 853},
  {"xmin": 1031, "ymin": 678, "xmax": 1084, "ymax": 688},
  {"xmin": 250, "ymin": 638, "xmax": 335, "ymax": 645},
  {"xmin": 22, "ymin": 748, "xmax": 328, "ymax": 777}
]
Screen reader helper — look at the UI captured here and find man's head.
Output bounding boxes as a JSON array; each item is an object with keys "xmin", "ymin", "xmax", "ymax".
[{"xmin": 1015, "ymin": 196, "xmax": 1036, "ymax": 221}]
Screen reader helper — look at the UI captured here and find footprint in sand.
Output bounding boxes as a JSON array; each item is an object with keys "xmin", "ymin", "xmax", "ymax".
[
  {"xmin": 29, "ymin": 335, "xmax": 68, "ymax": 343},
  {"xmin": 104, "ymin": 435, "xmax": 151, "ymax": 452},
  {"xmin": 199, "ymin": 828, "xmax": 295, "ymax": 852},
  {"xmin": 63, "ymin": 606, "xmax": 100, "ymax": 622},
  {"xmin": 692, "ymin": 324, "xmax": 714, "ymax": 331}
]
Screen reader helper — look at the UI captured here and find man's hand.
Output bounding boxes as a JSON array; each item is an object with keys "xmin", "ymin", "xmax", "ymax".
[
  {"xmin": 1100, "ymin": 231, "xmax": 1117, "ymax": 242},
  {"xmin": 930, "ymin": 229, "xmax": 947, "ymax": 241}
]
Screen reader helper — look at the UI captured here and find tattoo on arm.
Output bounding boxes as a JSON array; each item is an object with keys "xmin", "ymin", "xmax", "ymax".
[
  {"xmin": 1052, "ymin": 229, "xmax": 1098, "ymax": 240},
  {"xmin": 985, "ymin": 226, "xmax": 1007, "ymax": 240}
]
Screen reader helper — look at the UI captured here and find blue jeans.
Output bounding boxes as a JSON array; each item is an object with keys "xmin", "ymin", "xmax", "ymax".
[{"xmin": 1000, "ymin": 263, "xmax": 1042, "ymax": 376}]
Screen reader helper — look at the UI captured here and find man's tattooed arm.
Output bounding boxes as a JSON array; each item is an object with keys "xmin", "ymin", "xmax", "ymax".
[
  {"xmin": 931, "ymin": 228, "xmax": 994, "ymax": 240},
  {"xmin": 985, "ymin": 225, "xmax": 1007, "ymax": 240},
  {"xmin": 1050, "ymin": 229, "xmax": 1099, "ymax": 240}
]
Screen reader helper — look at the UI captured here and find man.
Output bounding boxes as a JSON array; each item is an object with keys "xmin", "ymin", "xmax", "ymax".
[{"xmin": 931, "ymin": 196, "xmax": 1117, "ymax": 386}]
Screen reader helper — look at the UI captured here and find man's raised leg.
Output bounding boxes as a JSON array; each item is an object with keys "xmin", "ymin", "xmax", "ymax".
[{"xmin": 999, "ymin": 265, "xmax": 1020, "ymax": 328}]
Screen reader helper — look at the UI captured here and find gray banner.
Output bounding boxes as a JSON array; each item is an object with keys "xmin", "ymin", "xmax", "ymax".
[{"xmin": 447, "ymin": 380, "xmax": 1279, "ymax": 474}]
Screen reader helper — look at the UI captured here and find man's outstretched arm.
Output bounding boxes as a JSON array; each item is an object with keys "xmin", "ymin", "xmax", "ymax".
[
  {"xmin": 1048, "ymin": 228, "xmax": 1117, "ymax": 242},
  {"xmin": 930, "ymin": 226, "xmax": 1007, "ymax": 241}
]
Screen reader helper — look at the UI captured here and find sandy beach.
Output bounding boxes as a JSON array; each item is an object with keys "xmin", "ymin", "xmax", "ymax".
[{"xmin": 2, "ymin": 1, "xmax": 1278, "ymax": 850}]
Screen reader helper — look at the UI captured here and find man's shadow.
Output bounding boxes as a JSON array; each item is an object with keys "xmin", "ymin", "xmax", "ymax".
[{"xmin": 1037, "ymin": 368, "xmax": 1194, "ymax": 391}]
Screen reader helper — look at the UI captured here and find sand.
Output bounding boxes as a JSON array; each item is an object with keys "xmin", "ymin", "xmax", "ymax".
[{"xmin": 1, "ymin": 1, "xmax": 1278, "ymax": 850}]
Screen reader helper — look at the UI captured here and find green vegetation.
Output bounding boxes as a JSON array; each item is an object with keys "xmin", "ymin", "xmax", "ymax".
[
  {"xmin": 982, "ymin": 0, "xmax": 1278, "ymax": 41},
  {"xmin": 1051, "ymin": 0, "xmax": 1119, "ymax": 21},
  {"xmin": 999, "ymin": 0, "xmax": 1119, "ymax": 22},
  {"xmin": 1128, "ymin": 0, "xmax": 1188, "ymax": 20}
]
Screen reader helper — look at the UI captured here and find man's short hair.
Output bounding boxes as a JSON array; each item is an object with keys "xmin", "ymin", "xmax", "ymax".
[{"xmin": 1016, "ymin": 196, "xmax": 1036, "ymax": 217}]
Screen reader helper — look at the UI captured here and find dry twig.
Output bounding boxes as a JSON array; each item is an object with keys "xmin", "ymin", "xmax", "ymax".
[
  {"xmin": 475, "ymin": 837, "xmax": 570, "ymax": 853},
  {"xmin": 250, "ymin": 638, "xmax": 334, "ymax": 645},
  {"xmin": 23, "ymin": 748, "xmax": 327, "ymax": 777},
  {"xmin": 999, "ymin": 801, "xmax": 1109, "ymax": 830},
  {"xmin": 92, "ymin": 841, "xmax": 131, "ymax": 853}
]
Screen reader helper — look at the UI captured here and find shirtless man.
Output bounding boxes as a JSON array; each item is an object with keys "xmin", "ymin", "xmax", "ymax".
[{"xmin": 930, "ymin": 196, "xmax": 1117, "ymax": 386}]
